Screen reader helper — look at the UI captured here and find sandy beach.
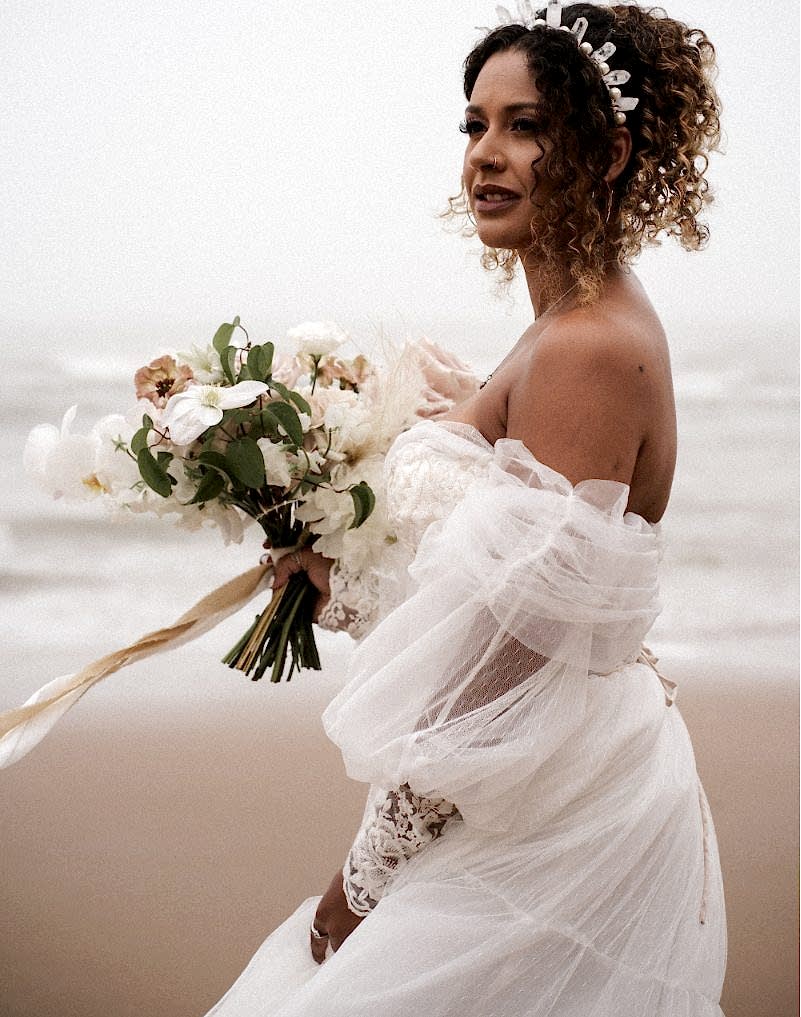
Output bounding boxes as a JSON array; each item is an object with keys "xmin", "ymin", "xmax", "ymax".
[
  {"xmin": 1, "ymin": 642, "xmax": 797, "ymax": 1017},
  {"xmin": 1, "ymin": 322, "xmax": 797, "ymax": 1016}
]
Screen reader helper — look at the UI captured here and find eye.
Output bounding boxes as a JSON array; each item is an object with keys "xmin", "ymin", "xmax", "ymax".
[
  {"xmin": 510, "ymin": 117, "xmax": 541, "ymax": 133},
  {"xmin": 459, "ymin": 119, "xmax": 485, "ymax": 136}
]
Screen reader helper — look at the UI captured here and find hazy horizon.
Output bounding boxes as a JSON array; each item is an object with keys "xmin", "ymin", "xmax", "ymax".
[{"xmin": 2, "ymin": 0, "xmax": 798, "ymax": 369}]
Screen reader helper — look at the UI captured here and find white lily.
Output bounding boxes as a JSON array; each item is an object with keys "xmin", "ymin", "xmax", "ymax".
[{"xmin": 162, "ymin": 381, "xmax": 268, "ymax": 445}]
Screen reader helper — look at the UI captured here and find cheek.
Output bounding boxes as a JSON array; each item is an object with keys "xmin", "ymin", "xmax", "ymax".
[{"xmin": 462, "ymin": 149, "xmax": 473, "ymax": 185}]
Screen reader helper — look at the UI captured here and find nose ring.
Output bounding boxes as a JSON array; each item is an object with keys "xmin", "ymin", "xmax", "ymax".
[{"xmin": 492, "ymin": 155, "xmax": 498, "ymax": 170}]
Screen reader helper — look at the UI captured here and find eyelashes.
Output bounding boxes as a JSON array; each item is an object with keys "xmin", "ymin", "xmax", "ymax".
[{"xmin": 459, "ymin": 118, "xmax": 542, "ymax": 136}]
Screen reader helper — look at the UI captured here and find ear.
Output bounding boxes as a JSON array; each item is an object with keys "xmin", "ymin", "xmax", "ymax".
[{"xmin": 604, "ymin": 127, "xmax": 633, "ymax": 184}]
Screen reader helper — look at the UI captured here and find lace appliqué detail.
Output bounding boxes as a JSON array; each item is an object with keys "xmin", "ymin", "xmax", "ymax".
[
  {"xmin": 316, "ymin": 560, "xmax": 380, "ymax": 640},
  {"xmin": 342, "ymin": 784, "xmax": 462, "ymax": 917}
]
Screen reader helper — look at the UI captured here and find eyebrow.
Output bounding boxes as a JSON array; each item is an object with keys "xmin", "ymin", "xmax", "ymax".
[{"xmin": 465, "ymin": 102, "xmax": 542, "ymax": 116}]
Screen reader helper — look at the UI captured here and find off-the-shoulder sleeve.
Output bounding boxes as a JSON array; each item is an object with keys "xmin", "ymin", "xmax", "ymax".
[{"xmin": 322, "ymin": 435, "xmax": 661, "ymax": 834}]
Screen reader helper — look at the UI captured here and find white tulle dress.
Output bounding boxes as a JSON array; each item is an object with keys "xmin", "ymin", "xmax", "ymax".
[{"xmin": 204, "ymin": 419, "xmax": 727, "ymax": 1017}]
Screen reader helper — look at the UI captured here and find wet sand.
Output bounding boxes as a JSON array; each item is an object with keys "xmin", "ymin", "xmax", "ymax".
[{"xmin": 1, "ymin": 651, "xmax": 797, "ymax": 1017}]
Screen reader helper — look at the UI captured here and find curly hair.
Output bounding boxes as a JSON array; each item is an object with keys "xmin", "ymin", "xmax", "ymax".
[{"xmin": 446, "ymin": 3, "xmax": 722, "ymax": 306}]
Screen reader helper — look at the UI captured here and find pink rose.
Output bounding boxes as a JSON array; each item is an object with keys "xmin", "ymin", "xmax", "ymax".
[{"xmin": 406, "ymin": 338, "xmax": 482, "ymax": 418}]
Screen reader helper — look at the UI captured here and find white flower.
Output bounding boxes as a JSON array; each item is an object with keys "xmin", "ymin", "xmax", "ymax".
[
  {"xmin": 295, "ymin": 486, "xmax": 355, "ymax": 538},
  {"xmin": 286, "ymin": 321, "xmax": 348, "ymax": 359},
  {"xmin": 161, "ymin": 381, "xmax": 268, "ymax": 445},
  {"xmin": 24, "ymin": 406, "xmax": 103, "ymax": 500},
  {"xmin": 257, "ymin": 438, "xmax": 293, "ymax": 489},
  {"xmin": 177, "ymin": 343, "xmax": 225, "ymax": 385}
]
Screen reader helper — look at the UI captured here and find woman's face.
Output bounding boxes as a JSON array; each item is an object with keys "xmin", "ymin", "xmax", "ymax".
[{"xmin": 462, "ymin": 49, "xmax": 552, "ymax": 252}]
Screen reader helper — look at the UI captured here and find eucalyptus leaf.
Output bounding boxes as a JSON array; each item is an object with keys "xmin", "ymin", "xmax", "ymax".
[
  {"xmin": 261, "ymin": 402, "xmax": 304, "ymax": 446},
  {"xmin": 212, "ymin": 322, "xmax": 236, "ymax": 355},
  {"xmin": 137, "ymin": 447, "xmax": 172, "ymax": 498},
  {"xmin": 225, "ymin": 437, "xmax": 266, "ymax": 488}
]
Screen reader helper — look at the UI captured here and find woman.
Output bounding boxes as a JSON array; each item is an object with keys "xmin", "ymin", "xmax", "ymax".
[{"xmin": 206, "ymin": 3, "xmax": 726, "ymax": 1014}]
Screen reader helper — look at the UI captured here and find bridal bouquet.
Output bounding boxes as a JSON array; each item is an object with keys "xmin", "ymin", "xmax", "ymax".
[{"xmin": 24, "ymin": 318, "xmax": 481, "ymax": 684}]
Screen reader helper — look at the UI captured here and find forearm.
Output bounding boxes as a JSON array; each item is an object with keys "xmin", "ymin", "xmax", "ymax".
[
  {"xmin": 315, "ymin": 559, "xmax": 380, "ymax": 640},
  {"xmin": 342, "ymin": 782, "xmax": 461, "ymax": 916}
]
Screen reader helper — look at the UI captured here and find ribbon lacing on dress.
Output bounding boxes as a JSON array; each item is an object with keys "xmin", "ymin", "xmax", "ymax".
[
  {"xmin": 636, "ymin": 645, "xmax": 678, "ymax": 708},
  {"xmin": 636, "ymin": 646, "xmax": 710, "ymax": 926}
]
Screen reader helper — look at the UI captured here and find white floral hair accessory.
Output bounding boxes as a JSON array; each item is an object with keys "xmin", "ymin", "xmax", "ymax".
[{"xmin": 491, "ymin": 0, "xmax": 639, "ymax": 125}]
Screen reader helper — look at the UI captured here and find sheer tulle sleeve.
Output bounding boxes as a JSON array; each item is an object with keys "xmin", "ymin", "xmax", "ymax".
[{"xmin": 322, "ymin": 431, "xmax": 662, "ymax": 835}]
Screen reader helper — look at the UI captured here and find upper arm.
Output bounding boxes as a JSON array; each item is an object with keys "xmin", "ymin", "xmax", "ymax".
[{"xmin": 506, "ymin": 320, "xmax": 649, "ymax": 487}]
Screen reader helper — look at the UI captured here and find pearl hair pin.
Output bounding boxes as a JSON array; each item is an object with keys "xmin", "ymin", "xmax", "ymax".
[{"xmin": 491, "ymin": 0, "xmax": 640, "ymax": 125}]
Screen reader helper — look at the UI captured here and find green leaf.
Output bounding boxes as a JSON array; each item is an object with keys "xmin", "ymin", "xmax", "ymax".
[
  {"xmin": 197, "ymin": 449, "xmax": 232, "ymax": 476},
  {"xmin": 142, "ymin": 413, "xmax": 154, "ymax": 430},
  {"xmin": 257, "ymin": 409, "xmax": 281, "ymax": 439},
  {"xmin": 245, "ymin": 345, "xmax": 265, "ymax": 382},
  {"xmin": 261, "ymin": 402, "xmax": 303, "ymax": 447},
  {"xmin": 221, "ymin": 346, "xmax": 237, "ymax": 384},
  {"xmin": 137, "ymin": 447, "xmax": 172, "ymax": 498},
  {"xmin": 131, "ymin": 426, "xmax": 150, "ymax": 456},
  {"xmin": 225, "ymin": 437, "xmax": 266, "ymax": 488},
  {"xmin": 288, "ymin": 389, "xmax": 311, "ymax": 416},
  {"xmin": 268, "ymin": 379, "xmax": 291, "ymax": 401},
  {"xmin": 188, "ymin": 469, "xmax": 226, "ymax": 504},
  {"xmin": 348, "ymin": 481, "xmax": 376, "ymax": 529},
  {"xmin": 237, "ymin": 361, "xmax": 252, "ymax": 382},
  {"xmin": 157, "ymin": 450, "xmax": 173, "ymax": 468},
  {"xmin": 212, "ymin": 322, "xmax": 236, "ymax": 355},
  {"xmin": 260, "ymin": 342, "xmax": 274, "ymax": 377}
]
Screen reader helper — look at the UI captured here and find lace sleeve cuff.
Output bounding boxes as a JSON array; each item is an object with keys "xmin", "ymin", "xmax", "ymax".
[
  {"xmin": 342, "ymin": 783, "xmax": 461, "ymax": 917},
  {"xmin": 316, "ymin": 560, "xmax": 379, "ymax": 640}
]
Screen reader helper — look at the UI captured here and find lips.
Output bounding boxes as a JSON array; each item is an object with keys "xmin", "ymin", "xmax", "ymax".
[{"xmin": 472, "ymin": 184, "xmax": 521, "ymax": 214}]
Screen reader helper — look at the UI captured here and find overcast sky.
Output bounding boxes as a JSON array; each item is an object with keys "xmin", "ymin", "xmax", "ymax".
[{"xmin": 2, "ymin": 0, "xmax": 798, "ymax": 367}]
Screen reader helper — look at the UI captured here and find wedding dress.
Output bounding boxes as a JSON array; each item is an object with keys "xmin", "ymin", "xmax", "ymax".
[{"xmin": 203, "ymin": 418, "xmax": 727, "ymax": 1017}]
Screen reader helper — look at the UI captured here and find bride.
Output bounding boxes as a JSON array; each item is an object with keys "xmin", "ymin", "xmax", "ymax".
[{"xmin": 206, "ymin": 3, "xmax": 726, "ymax": 1014}]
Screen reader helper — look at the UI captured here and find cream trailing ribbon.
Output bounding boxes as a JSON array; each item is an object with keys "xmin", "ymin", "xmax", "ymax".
[{"xmin": 0, "ymin": 564, "xmax": 272, "ymax": 769}]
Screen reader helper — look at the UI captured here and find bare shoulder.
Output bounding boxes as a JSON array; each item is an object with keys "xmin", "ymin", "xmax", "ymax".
[
  {"xmin": 506, "ymin": 304, "xmax": 665, "ymax": 487},
  {"xmin": 531, "ymin": 303, "xmax": 662, "ymax": 389}
]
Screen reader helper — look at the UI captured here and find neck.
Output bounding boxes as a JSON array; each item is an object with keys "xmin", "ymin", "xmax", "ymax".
[
  {"xmin": 520, "ymin": 255, "xmax": 626, "ymax": 317},
  {"xmin": 518, "ymin": 254, "xmax": 576, "ymax": 318}
]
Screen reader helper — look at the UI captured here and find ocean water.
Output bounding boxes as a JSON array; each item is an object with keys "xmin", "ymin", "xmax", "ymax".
[{"xmin": 1, "ymin": 316, "xmax": 797, "ymax": 710}]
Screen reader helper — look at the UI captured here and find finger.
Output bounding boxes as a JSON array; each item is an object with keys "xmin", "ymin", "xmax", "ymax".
[
  {"xmin": 310, "ymin": 931, "xmax": 329, "ymax": 965},
  {"xmin": 272, "ymin": 560, "xmax": 296, "ymax": 590}
]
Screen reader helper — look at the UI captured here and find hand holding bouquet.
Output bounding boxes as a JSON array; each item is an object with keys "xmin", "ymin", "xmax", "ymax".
[{"xmin": 24, "ymin": 318, "xmax": 481, "ymax": 685}]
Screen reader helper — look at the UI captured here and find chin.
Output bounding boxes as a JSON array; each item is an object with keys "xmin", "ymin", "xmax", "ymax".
[{"xmin": 475, "ymin": 225, "xmax": 528, "ymax": 252}]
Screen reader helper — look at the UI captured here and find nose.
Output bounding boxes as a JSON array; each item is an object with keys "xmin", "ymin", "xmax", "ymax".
[{"xmin": 467, "ymin": 130, "xmax": 504, "ymax": 174}]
